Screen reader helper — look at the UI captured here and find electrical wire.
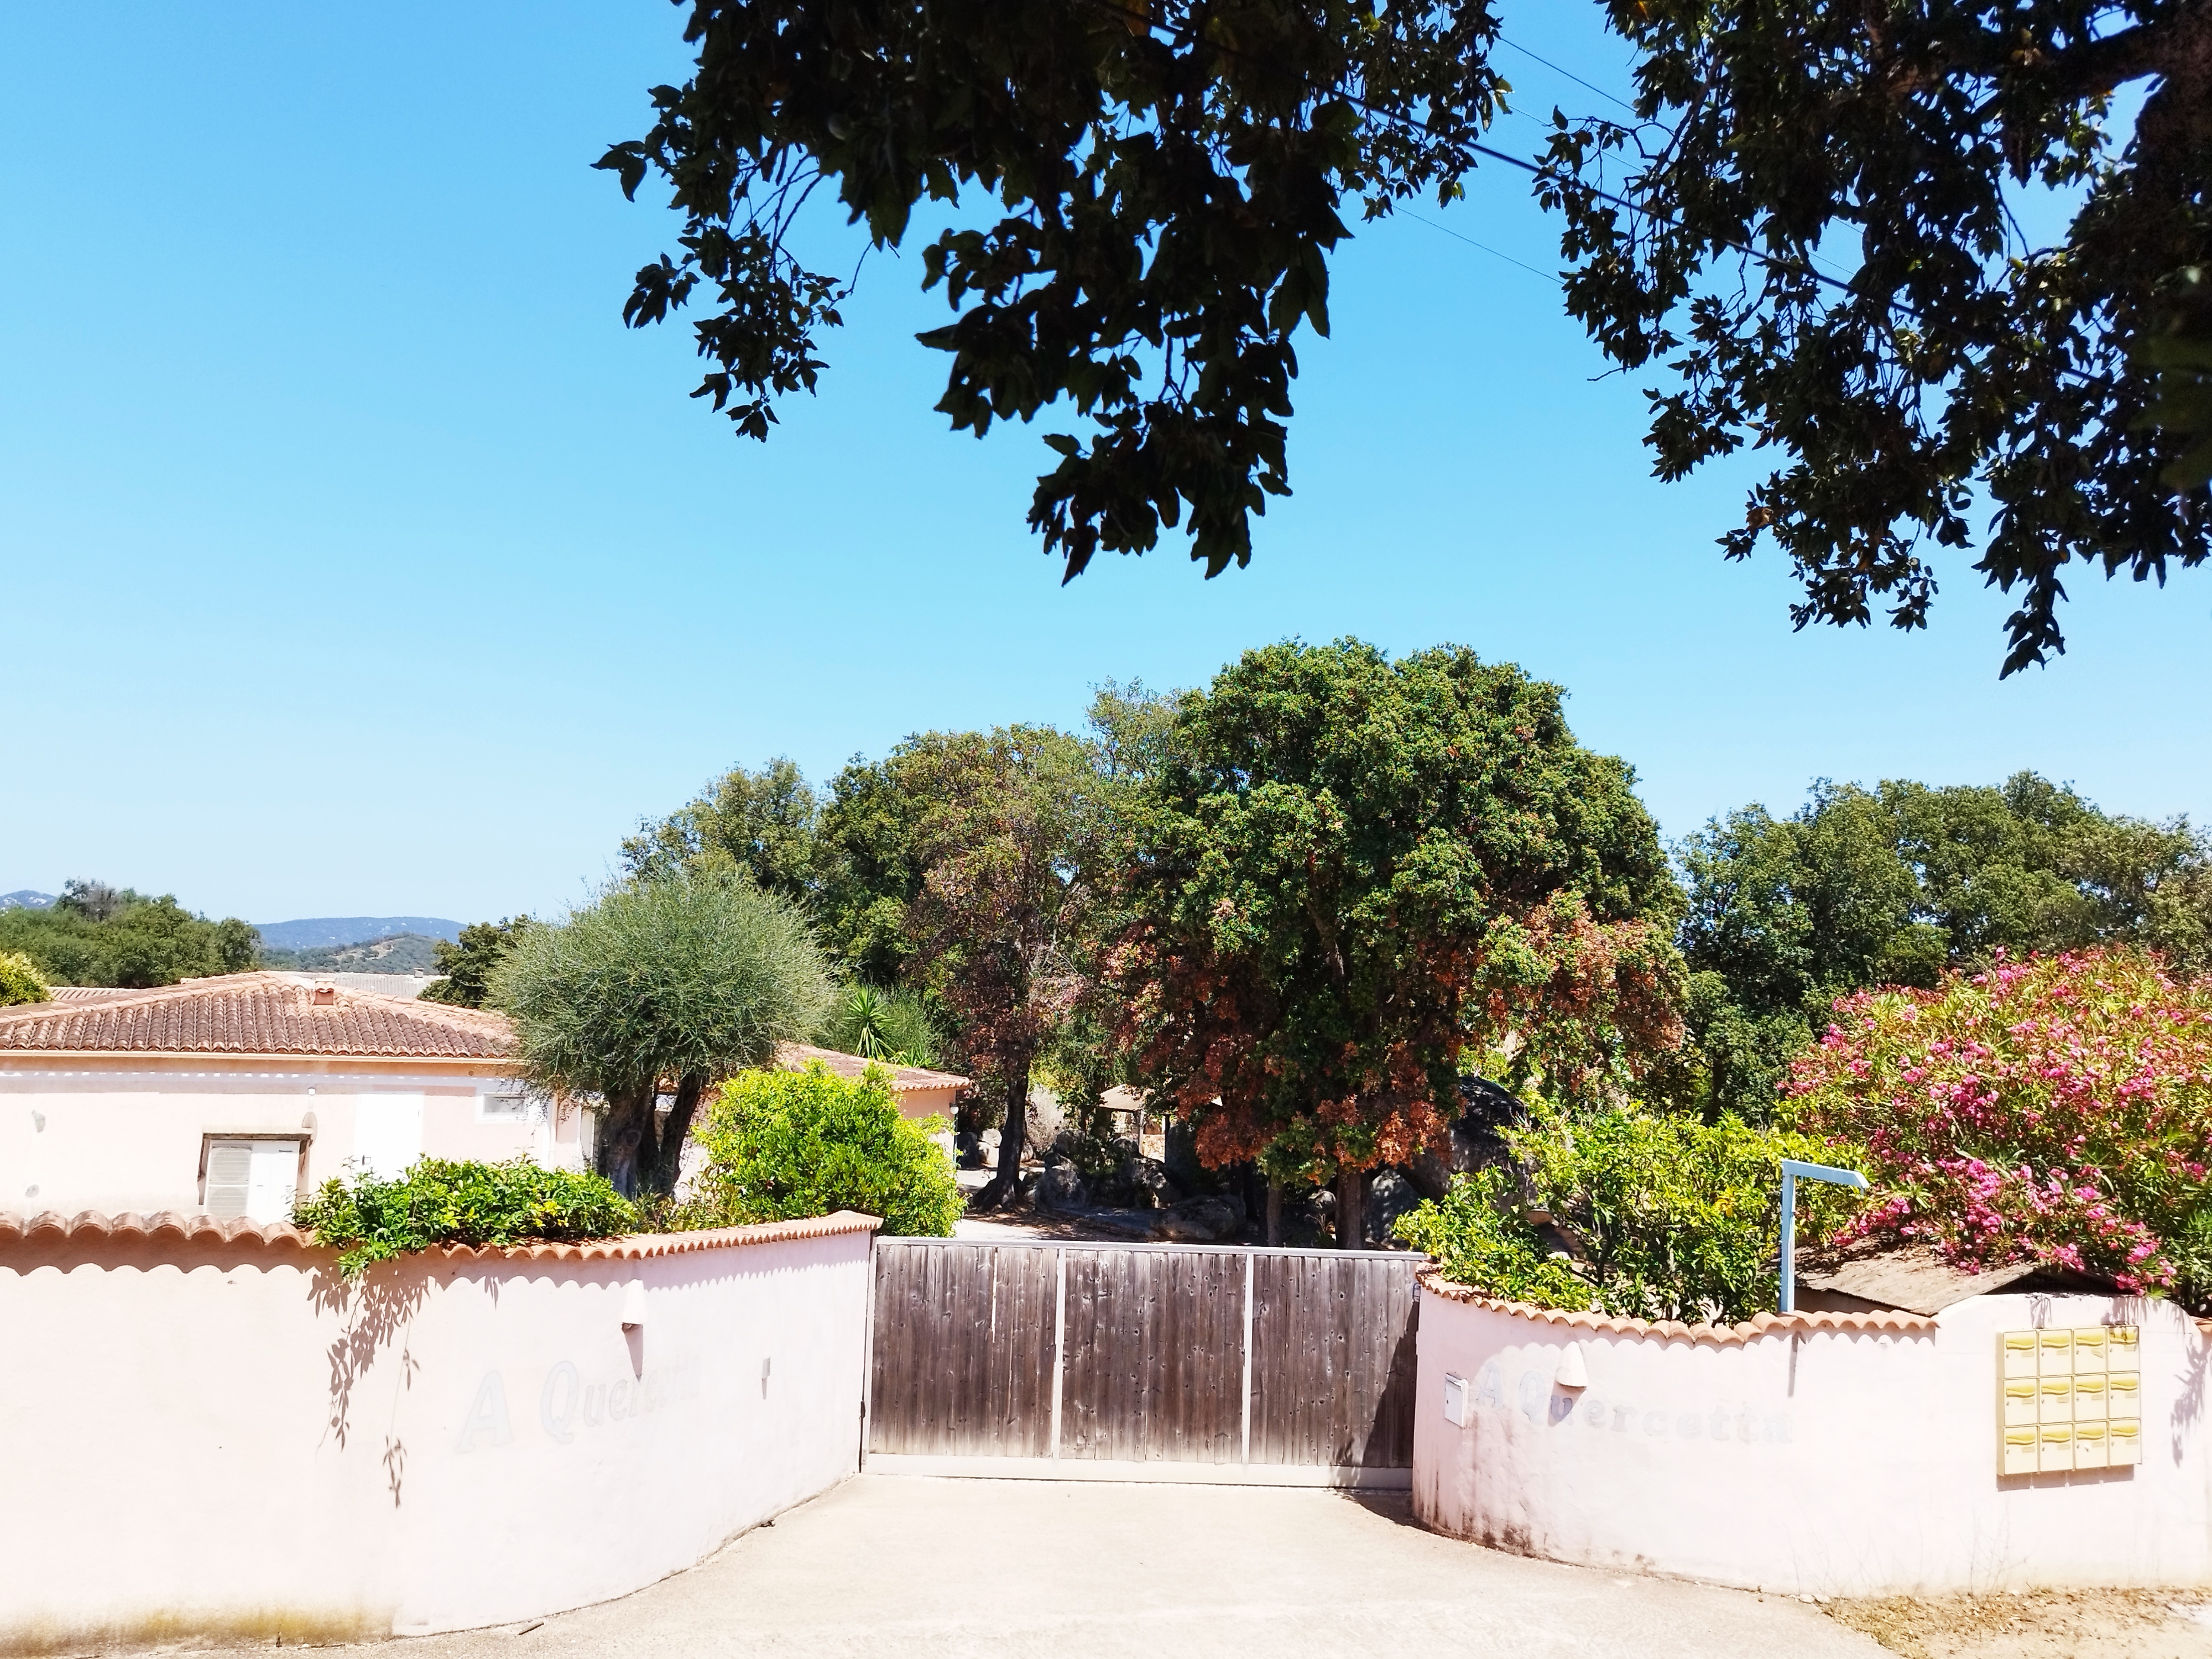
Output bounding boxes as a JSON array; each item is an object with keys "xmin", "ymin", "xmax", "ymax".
[
  {"xmin": 1399, "ymin": 210, "xmax": 1558, "ymax": 284},
  {"xmin": 1495, "ymin": 34, "xmax": 1638, "ymax": 115}
]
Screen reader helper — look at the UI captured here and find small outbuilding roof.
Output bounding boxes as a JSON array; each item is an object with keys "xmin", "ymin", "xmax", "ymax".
[
  {"xmin": 0, "ymin": 972, "xmax": 513, "ymax": 1061},
  {"xmin": 774, "ymin": 1042, "xmax": 969, "ymax": 1095},
  {"xmin": 1797, "ymin": 1240, "xmax": 2120, "ymax": 1316}
]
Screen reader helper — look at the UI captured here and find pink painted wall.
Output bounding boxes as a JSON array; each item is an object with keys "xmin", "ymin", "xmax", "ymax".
[
  {"xmin": 1413, "ymin": 1279, "xmax": 2212, "ymax": 1595},
  {"xmin": 0, "ymin": 1058, "xmax": 582, "ymax": 1219},
  {"xmin": 0, "ymin": 1213, "xmax": 874, "ymax": 1650}
]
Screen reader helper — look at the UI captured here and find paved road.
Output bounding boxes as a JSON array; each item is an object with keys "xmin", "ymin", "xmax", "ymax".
[{"xmin": 376, "ymin": 1475, "xmax": 1882, "ymax": 1659}]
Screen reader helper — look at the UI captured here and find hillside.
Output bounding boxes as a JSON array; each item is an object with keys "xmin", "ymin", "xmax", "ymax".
[
  {"xmin": 251, "ymin": 915, "xmax": 462, "ymax": 952},
  {"xmin": 257, "ymin": 933, "xmax": 446, "ymax": 974},
  {"xmin": 2, "ymin": 891, "xmax": 55, "ymax": 910}
]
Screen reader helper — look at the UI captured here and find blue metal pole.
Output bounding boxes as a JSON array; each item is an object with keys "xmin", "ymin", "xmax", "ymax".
[
  {"xmin": 1777, "ymin": 1157, "xmax": 1869, "ymax": 1315},
  {"xmin": 1779, "ymin": 1168, "xmax": 1796, "ymax": 1314}
]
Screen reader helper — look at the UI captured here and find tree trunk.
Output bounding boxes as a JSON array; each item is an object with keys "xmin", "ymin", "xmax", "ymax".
[
  {"xmin": 1334, "ymin": 1166, "xmax": 1367, "ymax": 1249},
  {"xmin": 1265, "ymin": 1179, "xmax": 1284, "ymax": 1246},
  {"xmin": 977, "ymin": 1060, "xmax": 1031, "ymax": 1211},
  {"xmin": 594, "ymin": 1081, "xmax": 659, "ymax": 1199},
  {"xmin": 647, "ymin": 1072, "xmax": 707, "ymax": 1198}
]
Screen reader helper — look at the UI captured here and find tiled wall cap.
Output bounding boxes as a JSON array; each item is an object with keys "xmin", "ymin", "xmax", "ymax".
[
  {"xmin": 1416, "ymin": 1266, "xmax": 1937, "ymax": 1342},
  {"xmin": 0, "ymin": 1207, "xmax": 883, "ymax": 1258}
]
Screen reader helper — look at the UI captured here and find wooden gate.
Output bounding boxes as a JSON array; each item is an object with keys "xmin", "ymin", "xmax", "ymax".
[{"xmin": 864, "ymin": 1239, "xmax": 1420, "ymax": 1487}]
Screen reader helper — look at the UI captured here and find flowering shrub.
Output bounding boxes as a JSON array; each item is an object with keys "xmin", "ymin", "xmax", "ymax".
[
  {"xmin": 1397, "ymin": 1104, "xmax": 1859, "ymax": 1322},
  {"xmin": 1786, "ymin": 948, "xmax": 2212, "ymax": 1298}
]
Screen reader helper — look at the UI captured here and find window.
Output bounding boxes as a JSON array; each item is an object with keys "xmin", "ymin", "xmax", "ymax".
[
  {"xmin": 204, "ymin": 1138, "xmax": 302, "ymax": 1223},
  {"xmin": 478, "ymin": 1087, "xmax": 531, "ymax": 1123}
]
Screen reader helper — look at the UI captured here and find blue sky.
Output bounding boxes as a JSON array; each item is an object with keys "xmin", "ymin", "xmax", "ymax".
[{"xmin": 3, "ymin": 3, "xmax": 2205, "ymax": 925}]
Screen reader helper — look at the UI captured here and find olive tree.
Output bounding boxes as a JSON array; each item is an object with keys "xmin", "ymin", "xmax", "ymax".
[{"xmin": 491, "ymin": 873, "xmax": 834, "ymax": 1197}]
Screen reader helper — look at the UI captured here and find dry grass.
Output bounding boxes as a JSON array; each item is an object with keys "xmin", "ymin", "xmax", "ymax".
[{"xmin": 1827, "ymin": 1589, "xmax": 2212, "ymax": 1658}]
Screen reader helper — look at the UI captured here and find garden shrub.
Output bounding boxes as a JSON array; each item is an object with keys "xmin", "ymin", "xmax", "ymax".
[
  {"xmin": 1397, "ymin": 1104, "xmax": 1860, "ymax": 1322},
  {"xmin": 0, "ymin": 950, "xmax": 50, "ymax": 1008},
  {"xmin": 1786, "ymin": 947, "xmax": 2212, "ymax": 1300},
  {"xmin": 293, "ymin": 1158, "xmax": 637, "ymax": 1276},
  {"xmin": 686, "ymin": 1061, "xmax": 962, "ymax": 1236}
]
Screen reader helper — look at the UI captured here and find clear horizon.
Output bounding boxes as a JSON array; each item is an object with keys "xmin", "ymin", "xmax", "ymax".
[{"xmin": 4, "ymin": 4, "xmax": 2206, "ymax": 925}]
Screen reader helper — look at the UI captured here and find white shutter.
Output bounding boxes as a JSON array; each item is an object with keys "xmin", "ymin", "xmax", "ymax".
[
  {"xmin": 246, "ymin": 1141, "xmax": 301, "ymax": 1223},
  {"xmin": 204, "ymin": 1141, "xmax": 253, "ymax": 1218}
]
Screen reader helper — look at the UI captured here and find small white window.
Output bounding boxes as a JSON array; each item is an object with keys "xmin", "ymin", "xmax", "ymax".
[
  {"xmin": 479, "ymin": 1087, "xmax": 531, "ymax": 1123},
  {"xmin": 205, "ymin": 1139, "xmax": 301, "ymax": 1223}
]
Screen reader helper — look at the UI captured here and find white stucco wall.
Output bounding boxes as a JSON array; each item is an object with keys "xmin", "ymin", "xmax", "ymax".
[
  {"xmin": 1413, "ymin": 1278, "xmax": 2212, "ymax": 1595},
  {"xmin": 0, "ymin": 1213, "xmax": 874, "ymax": 1649},
  {"xmin": 0, "ymin": 1058, "xmax": 585, "ymax": 1218}
]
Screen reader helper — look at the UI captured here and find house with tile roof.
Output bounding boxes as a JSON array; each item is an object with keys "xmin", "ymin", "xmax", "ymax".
[
  {"xmin": 0, "ymin": 972, "xmax": 579, "ymax": 1223},
  {"xmin": 0, "ymin": 975, "xmax": 972, "ymax": 1224}
]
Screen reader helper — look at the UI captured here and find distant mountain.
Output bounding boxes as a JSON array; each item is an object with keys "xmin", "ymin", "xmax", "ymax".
[
  {"xmin": 1, "ymin": 891, "xmax": 55, "ymax": 910},
  {"xmin": 252, "ymin": 915, "xmax": 463, "ymax": 952},
  {"xmin": 260, "ymin": 932, "xmax": 446, "ymax": 974}
]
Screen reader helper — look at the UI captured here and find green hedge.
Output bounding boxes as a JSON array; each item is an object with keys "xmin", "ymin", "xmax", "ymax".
[
  {"xmin": 293, "ymin": 1158, "xmax": 637, "ymax": 1276},
  {"xmin": 0, "ymin": 950, "xmax": 50, "ymax": 1008},
  {"xmin": 685, "ymin": 1061, "xmax": 961, "ymax": 1236}
]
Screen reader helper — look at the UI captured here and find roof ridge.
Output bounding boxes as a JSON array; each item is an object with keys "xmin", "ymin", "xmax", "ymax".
[{"xmin": 0, "ymin": 972, "xmax": 294, "ymax": 1024}]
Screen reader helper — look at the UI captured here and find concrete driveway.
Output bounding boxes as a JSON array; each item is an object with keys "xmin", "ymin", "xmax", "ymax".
[{"xmin": 375, "ymin": 1475, "xmax": 1881, "ymax": 1659}]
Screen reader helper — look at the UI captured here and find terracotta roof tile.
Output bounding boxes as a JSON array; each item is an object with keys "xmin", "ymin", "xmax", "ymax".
[
  {"xmin": 0, "ymin": 1207, "xmax": 881, "ymax": 1260},
  {"xmin": 775, "ymin": 1042, "xmax": 970, "ymax": 1093},
  {"xmin": 0, "ymin": 972, "xmax": 513, "ymax": 1060},
  {"xmin": 1416, "ymin": 1266, "xmax": 1938, "ymax": 1343}
]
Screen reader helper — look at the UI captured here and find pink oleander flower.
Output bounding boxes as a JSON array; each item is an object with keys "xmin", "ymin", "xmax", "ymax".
[{"xmin": 1786, "ymin": 947, "xmax": 2212, "ymax": 1301}]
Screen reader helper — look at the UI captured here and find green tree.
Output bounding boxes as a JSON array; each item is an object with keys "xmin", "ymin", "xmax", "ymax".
[
  {"xmin": 490, "ymin": 872, "xmax": 834, "ymax": 1197},
  {"xmin": 816, "ymin": 982, "xmax": 945, "ymax": 1067},
  {"xmin": 599, "ymin": 0, "xmax": 1503, "ymax": 585},
  {"xmin": 1678, "ymin": 773, "xmax": 2212, "ymax": 1120},
  {"xmin": 421, "ymin": 919, "xmax": 535, "ymax": 1009},
  {"xmin": 621, "ymin": 757, "xmax": 821, "ymax": 905},
  {"xmin": 1542, "ymin": 0, "xmax": 2210, "ymax": 674},
  {"xmin": 812, "ymin": 753, "xmax": 935, "ymax": 984},
  {"xmin": 604, "ymin": 2, "xmax": 2206, "ymax": 670},
  {"xmin": 686, "ymin": 1061, "xmax": 963, "ymax": 1236},
  {"xmin": 1110, "ymin": 639, "xmax": 1686, "ymax": 1245},
  {"xmin": 900, "ymin": 726, "xmax": 1105, "ymax": 1209},
  {"xmin": 0, "ymin": 884, "xmax": 259, "ymax": 988}
]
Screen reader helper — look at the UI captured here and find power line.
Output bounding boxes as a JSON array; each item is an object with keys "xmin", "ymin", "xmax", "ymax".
[
  {"xmin": 1495, "ymin": 34, "xmax": 1637, "ymax": 116},
  {"xmin": 1399, "ymin": 210, "xmax": 1558, "ymax": 284}
]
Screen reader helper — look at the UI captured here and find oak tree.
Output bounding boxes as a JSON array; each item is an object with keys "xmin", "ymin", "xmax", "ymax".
[{"xmin": 1109, "ymin": 639, "xmax": 1685, "ymax": 1245}]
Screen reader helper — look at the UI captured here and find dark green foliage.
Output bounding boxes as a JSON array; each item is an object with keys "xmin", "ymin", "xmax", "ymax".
[
  {"xmin": 491, "ymin": 873, "xmax": 834, "ymax": 1197},
  {"xmin": 1396, "ymin": 1105, "xmax": 1861, "ymax": 1322},
  {"xmin": 421, "ymin": 919, "xmax": 534, "ymax": 1008},
  {"xmin": 0, "ymin": 950, "xmax": 51, "ymax": 1007},
  {"xmin": 600, "ymin": 0, "xmax": 1504, "ymax": 582},
  {"xmin": 292, "ymin": 1159, "xmax": 637, "ymax": 1277},
  {"xmin": 1542, "ymin": 0, "xmax": 2212, "ymax": 675},
  {"xmin": 1112, "ymin": 639, "xmax": 1687, "ymax": 1191},
  {"xmin": 813, "ymin": 753, "xmax": 933, "ymax": 985},
  {"xmin": 621, "ymin": 758, "xmax": 821, "ymax": 906},
  {"xmin": 1676, "ymin": 773, "xmax": 2212, "ymax": 1119},
  {"xmin": 685, "ymin": 1062, "xmax": 962, "ymax": 1237},
  {"xmin": 0, "ymin": 883, "xmax": 259, "ymax": 988},
  {"xmin": 816, "ymin": 983, "xmax": 944, "ymax": 1067},
  {"xmin": 2137, "ymin": 265, "xmax": 2212, "ymax": 492}
]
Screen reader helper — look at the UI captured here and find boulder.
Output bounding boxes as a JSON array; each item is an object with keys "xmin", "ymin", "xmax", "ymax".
[
  {"xmin": 979, "ymin": 1128, "xmax": 1002, "ymax": 1164},
  {"xmin": 1034, "ymin": 1164, "xmax": 1088, "ymax": 1213},
  {"xmin": 1407, "ymin": 1075, "xmax": 1528, "ymax": 1201},
  {"xmin": 1156, "ymin": 1196, "xmax": 1238, "ymax": 1243},
  {"xmin": 1365, "ymin": 1167, "xmax": 1423, "ymax": 1246},
  {"xmin": 1163, "ymin": 1120, "xmax": 1206, "ymax": 1190},
  {"xmin": 1125, "ymin": 1155, "xmax": 1182, "ymax": 1210}
]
